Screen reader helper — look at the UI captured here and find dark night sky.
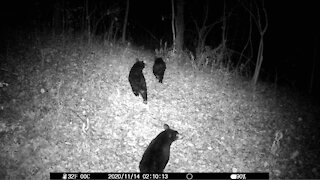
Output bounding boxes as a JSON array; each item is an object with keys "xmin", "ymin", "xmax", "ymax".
[
  {"xmin": 266, "ymin": 1, "xmax": 319, "ymax": 58},
  {"xmin": 264, "ymin": 1, "xmax": 319, "ymax": 88},
  {"xmin": 1, "ymin": 0, "xmax": 319, "ymax": 51}
]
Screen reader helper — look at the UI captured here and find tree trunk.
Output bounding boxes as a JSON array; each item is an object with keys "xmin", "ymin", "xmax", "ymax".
[
  {"xmin": 122, "ymin": 0, "xmax": 129, "ymax": 44},
  {"xmin": 175, "ymin": 0, "xmax": 184, "ymax": 52},
  {"xmin": 171, "ymin": 0, "xmax": 176, "ymax": 49},
  {"xmin": 252, "ymin": 35, "xmax": 264, "ymax": 85},
  {"xmin": 245, "ymin": 0, "xmax": 268, "ymax": 86}
]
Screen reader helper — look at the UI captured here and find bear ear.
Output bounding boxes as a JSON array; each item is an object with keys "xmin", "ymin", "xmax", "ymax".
[{"xmin": 163, "ymin": 124, "xmax": 170, "ymax": 130}]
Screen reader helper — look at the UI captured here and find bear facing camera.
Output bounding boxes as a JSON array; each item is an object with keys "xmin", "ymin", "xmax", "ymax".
[{"xmin": 139, "ymin": 124, "xmax": 179, "ymax": 173}]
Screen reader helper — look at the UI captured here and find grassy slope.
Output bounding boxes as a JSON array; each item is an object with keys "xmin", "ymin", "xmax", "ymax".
[{"xmin": 0, "ymin": 36, "xmax": 319, "ymax": 179}]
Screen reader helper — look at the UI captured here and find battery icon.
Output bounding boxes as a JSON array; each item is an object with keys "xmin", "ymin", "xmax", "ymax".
[{"xmin": 230, "ymin": 174, "xmax": 246, "ymax": 179}]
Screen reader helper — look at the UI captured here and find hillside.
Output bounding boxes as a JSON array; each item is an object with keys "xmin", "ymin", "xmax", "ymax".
[{"xmin": 0, "ymin": 36, "xmax": 319, "ymax": 179}]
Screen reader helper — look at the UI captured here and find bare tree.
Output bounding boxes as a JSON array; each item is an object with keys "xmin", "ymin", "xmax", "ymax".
[
  {"xmin": 192, "ymin": 3, "xmax": 211, "ymax": 56},
  {"xmin": 192, "ymin": 3, "xmax": 228, "ymax": 57},
  {"xmin": 171, "ymin": 0, "xmax": 176, "ymax": 50},
  {"xmin": 236, "ymin": 7, "xmax": 253, "ymax": 72},
  {"xmin": 175, "ymin": 0, "xmax": 185, "ymax": 52},
  {"xmin": 241, "ymin": 0, "xmax": 268, "ymax": 85},
  {"xmin": 122, "ymin": 0, "xmax": 129, "ymax": 43},
  {"xmin": 171, "ymin": 0, "xmax": 185, "ymax": 53}
]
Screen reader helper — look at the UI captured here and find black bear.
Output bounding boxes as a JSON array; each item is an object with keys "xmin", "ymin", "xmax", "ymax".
[
  {"xmin": 139, "ymin": 124, "xmax": 179, "ymax": 173},
  {"xmin": 153, "ymin": 57, "xmax": 166, "ymax": 83},
  {"xmin": 128, "ymin": 59, "xmax": 147, "ymax": 104}
]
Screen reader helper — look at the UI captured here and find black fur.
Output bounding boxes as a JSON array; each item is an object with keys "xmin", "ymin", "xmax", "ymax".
[
  {"xmin": 153, "ymin": 57, "xmax": 166, "ymax": 83},
  {"xmin": 139, "ymin": 124, "xmax": 179, "ymax": 173},
  {"xmin": 128, "ymin": 59, "xmax": 147, "ymax": 104}
]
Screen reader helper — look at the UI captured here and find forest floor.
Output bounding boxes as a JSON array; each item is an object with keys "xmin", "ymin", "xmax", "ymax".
[{"xmin": 0, "ymin": 35, "xmax": 319, "ymax": 179}]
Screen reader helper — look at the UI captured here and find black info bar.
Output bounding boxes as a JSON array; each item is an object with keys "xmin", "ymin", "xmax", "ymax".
[{"xmin": 50, "ymin": 172, "xmax": 269, "ymax": 180}]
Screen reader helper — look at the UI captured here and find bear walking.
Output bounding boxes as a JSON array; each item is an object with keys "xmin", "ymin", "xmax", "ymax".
[
  {"xmin": 139, "ymin": 124, "xmax": 179, "ymax": 172},
  {"xmin": 153, "ymin": 57, "xmax": 166, "ymax": 83},
  {"xmin": 128, "ymin": 59, "xmax": 147, "ymax": 104}
]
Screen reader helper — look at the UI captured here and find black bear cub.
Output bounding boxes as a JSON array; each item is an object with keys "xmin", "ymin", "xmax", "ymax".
[
  {"xmin": 153, "ymin": 57, "xmax": 166, "ymax": 83},
  {"xmin": 139, "ymin": 124, "xmax": 179, "ymax": 173},
  {"xmin": 129, "ymin": 59, "xmax": 147, "ymax": 104}
]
